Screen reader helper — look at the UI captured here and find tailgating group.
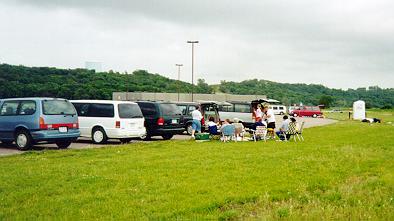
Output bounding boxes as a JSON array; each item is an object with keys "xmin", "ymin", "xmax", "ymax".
[{"xmin": 190, "ymin": 103, "xmax": 303, "ymax": 142}]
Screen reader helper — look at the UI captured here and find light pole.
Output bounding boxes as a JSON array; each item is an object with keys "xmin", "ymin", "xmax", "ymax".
[
  {"xmin": 175, "ymin": 64, "xmax": 183, "ymax": 101},
  {"xmin": 187, "ymin": 40, "xmax": 199, "ymax": 102}
]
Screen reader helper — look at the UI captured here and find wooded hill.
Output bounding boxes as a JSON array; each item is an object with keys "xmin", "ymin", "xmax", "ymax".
[{"xmin": 0, "ymin": 64, "xmax": 392, "ymax": 108}]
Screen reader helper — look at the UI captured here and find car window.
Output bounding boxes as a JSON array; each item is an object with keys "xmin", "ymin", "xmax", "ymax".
[
  {"xmin": 188, "ymin": 105, "xmax": 197, "ymax": 114},
  {"xmin": 43, "ymin": 100, "xmax": 76, "ymax": 115},
  {"xmin": 0, "ymin": 101, "xmax": 19, "ymax": 116},
  {"xmin": 312, "ymin": 107, "xmax": 320, "ymax": 111},
  {"xmin": 138, "ymin": 103, "xmax": 157, "ymax": 116},
  {"xmin": 19, "ymin": 101, "xmax": 36, "ymax": 115},
  {"xmin": 177, "ymin": 105, "xmax": 187, "ymax": 115},
  {"xmin": 72, "ymin": 103, "xmax": 90, "ymax": 117},
  {"xmin": 219, "ymin": 104, "xmax": 233, "ymax": 112},
  {"xmin": 234, "ymin": 104, "xmax": 250, "ymax": 113},
  {"xmin": 159, "ymin": 103, "xmax": 182, "ymax": 115},
  {"xmin": 88, "ymin": 104, "xmax": 114, "ymax": 117},
  {"xmin": 273, "ymin": 106, "xmax": 278, "ymax": 110},
  {"xmin": 118, "ymin": 103, "xmax": 143, "ymax": 118},
  {"xmin": 279, "ymin": 107, "xmax": 284, "ymax": 110}
]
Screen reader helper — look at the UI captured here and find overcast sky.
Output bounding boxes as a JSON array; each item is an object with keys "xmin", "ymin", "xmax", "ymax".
[{"xmin": 1, "ymin": 0, "xmax": 393, "ymax": 89}]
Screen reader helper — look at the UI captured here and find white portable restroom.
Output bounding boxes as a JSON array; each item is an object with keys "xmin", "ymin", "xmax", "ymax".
[{"xmin": 353, "ymin": 100, "xmax": 366, "ymax": 120}]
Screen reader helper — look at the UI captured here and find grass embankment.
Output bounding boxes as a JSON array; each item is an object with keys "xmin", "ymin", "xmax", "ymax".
[{"xmin": 0, "ymin": 111, "xmax": 393, "ymax": 220}]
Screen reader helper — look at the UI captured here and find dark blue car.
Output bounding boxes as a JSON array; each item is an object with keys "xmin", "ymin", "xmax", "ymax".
[{"xmin": 0, "ymin": 98, "xmax": 80, "ymax": 150}]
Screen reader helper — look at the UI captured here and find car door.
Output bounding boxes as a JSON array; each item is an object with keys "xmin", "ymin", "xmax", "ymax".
[
  {"xmin": 137, "ymin": 102, "xmax": 158, "ymax": 133},
  {"xmin": 72, "ymin": 103, "xmax": 90, "ymax": 137},
  {"xmin": 0, "ymin": 100, "xmax": 20, "ymax": 139},
  {"xmin": 18, "ymin": 100, "xmax": 38, "ymax": 130}
]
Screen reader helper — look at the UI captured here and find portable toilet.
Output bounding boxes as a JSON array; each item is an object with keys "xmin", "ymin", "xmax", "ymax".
[{"xmin": 353, "ymin": 100, "xmax": 365, "ymax": 120}]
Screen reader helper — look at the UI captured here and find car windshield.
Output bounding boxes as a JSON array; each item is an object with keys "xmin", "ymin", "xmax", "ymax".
[
  {"xmin": 160, "ymin": 103, "xmax": 182, "ymax": 115},
  {"xmin": 118, "ymin": 103, "xmax": 144, "ymax": 118},
  {"xmin": 42, "ymin": 100, "xmax": 76, "ymax": 115}
]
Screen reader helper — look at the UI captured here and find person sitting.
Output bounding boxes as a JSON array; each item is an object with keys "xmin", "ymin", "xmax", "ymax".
[
  {"xmin": 207, "ymin": 116, "xmax": 219, "ymax": 135},
  {"xmin": 232, "ymin": 118, "xmax": 245, "ymax": 140},
  {"xmin": 276, "ymin": 115, "xmax": 290, "ymax": 140},
  {"xmin": 290, "ymin": 117, "xmax": 299, "ymax": 131},
  {"xmin": 221, "ymin": 119, "xmax": 236, "ymax": 142}
]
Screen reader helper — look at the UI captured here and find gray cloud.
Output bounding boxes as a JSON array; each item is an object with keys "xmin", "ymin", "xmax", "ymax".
[{"xmin": 0, "ymin": 0, "xmax": 393, "ymax": 89}]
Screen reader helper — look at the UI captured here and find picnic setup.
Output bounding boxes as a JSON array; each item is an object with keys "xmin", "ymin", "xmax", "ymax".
[{"xmin": 191, "ymin": 100, "xmax": 305, "ymax": 142}]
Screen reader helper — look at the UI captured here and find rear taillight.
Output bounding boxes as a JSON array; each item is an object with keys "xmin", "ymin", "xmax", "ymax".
[
  {"xmin": 72, "ymin": 123, "xmax": 79, "ymax": 129},
  {"xmin": 157, "ymin": 117, "xmax": 164, "ymax": 126},
  {"xmin": 39, "ymin": 117, "xmax": 48, "ymax": 130},
  {"xmin": 116, "ymin": 121, "xmax": 121, "ymax": 128}
]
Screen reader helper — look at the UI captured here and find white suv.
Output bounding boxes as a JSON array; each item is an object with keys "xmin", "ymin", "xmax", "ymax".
[{"xmin": 71, "ymin": 100, "xmax": 146, "ymax": 144}]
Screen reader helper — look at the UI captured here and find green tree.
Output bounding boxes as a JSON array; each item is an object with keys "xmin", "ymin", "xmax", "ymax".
[{"xmin": 319, "ymin": 95, "xmax": 334, "ymax": 108}]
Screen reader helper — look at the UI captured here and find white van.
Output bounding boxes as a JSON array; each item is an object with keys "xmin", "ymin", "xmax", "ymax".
[
  {"xmin": 269, "ymin": 105, "xmax": 287, "ymax": 115},
  {"xmin": 71, "ymin": 100, "xmax": 146, "ymax": 144}
]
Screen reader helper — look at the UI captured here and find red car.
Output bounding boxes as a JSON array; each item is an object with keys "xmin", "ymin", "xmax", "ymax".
[{"xmin": 291, "ymin": 106, "xmax": 322, "ymax": 118}]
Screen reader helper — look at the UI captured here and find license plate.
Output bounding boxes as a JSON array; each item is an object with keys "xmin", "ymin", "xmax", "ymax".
[
  {"xmin": 59, "ymin": 127, "xmax": 68, "ymax": 133},
  {"xmin": 171, "ymin": 119, "xmax": 178, "ymax": 124}
]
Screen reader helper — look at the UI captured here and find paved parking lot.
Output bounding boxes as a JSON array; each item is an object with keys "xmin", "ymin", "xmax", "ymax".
[{"xmin": 0, "ymin": 116, "xmax": 336, "ymax": 156}]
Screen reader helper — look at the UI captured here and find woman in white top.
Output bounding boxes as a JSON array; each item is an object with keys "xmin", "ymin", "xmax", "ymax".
[
  {"xmin": 191, "ymin": 106, "xmax": 202, "ymax": 138},
  {"xmin": 263, "ymin": 104, "xmax": 276, "ymax": 129}
]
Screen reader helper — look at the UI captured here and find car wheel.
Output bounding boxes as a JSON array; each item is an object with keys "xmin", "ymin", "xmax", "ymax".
[
  {"xmin": 56, "ymin": 141, "xmax": 72, "ymax": 149},
  {"xmin": 162, "ymin": 134, "xmax": 174, "ymax": 140},
  {"xmin": 280, "ymin": 112, "xmax": 284, "ymax": 115},
  {"xmin": 293, "ymin": 113, "xmax": 298, "ymax": 117},
  {"xmin": 15, "ymin": 130, "xmax": 32, "ymax": 151},
  {"xmin": 119, "ymin": 138, "xmax": 132, "ymax": 143},
  {"xmin": 186, "ymin": 123, "xmax": 193, "ymax": 135},
  {"xmin": 92, "ymin": 127, "xmax": 108, "ymax": 144},
  {"xmin": 143, "ymin": 133, "xmax": 151, "ymax": 141},
  {"xmin": 312, "ymin": 114, "xmax": 317, "ymax": 118}
]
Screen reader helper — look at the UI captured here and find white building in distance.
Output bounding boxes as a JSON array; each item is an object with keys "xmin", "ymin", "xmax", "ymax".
[{"xmin": 85, "ymin": 61, "xmax": 102, "ymax": 72}]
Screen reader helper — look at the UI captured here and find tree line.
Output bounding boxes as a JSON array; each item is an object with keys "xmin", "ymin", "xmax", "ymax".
[{"xmin": 0, "ymin": 64, "xmax": 392, "ymax": 108}]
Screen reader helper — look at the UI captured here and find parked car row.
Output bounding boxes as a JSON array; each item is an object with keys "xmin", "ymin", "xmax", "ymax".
[
  {"xmin": 0, "ymin": 97, "xmax": 323, "ymax": 150},
  {"xmin": 0, "ymin": 98, "xmax": 191, "ymax": 150}
]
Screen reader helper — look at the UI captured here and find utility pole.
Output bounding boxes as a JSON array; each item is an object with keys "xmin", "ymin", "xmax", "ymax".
[
  {"xmin": 175, "ymin": 64, "xmax": 183, "ymax": 101},
  {"xmin": 187, "ymin": 40, "xmax": 199, "ymax": 102}
]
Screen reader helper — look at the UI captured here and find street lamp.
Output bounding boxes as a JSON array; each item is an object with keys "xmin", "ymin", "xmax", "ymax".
[
  {"xmin": 175, "ymin": 64, "xmax": 183, "ymax": 101},
  {"xmin": 187, "ymin": 40, "xmax": 199, "ymax": 102}
]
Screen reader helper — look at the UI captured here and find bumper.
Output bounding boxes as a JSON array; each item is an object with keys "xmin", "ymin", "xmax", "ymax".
[
  {"xmin": 31, "ymin": 129, "xmax": 80, "ymax": 142},
  {"xmin": 106, "ymin": 128, "xmax": 147, "ymax": 139},
  {"xmin": 154, "ymin": 128, "xmax": 185, "ymax": 135}
]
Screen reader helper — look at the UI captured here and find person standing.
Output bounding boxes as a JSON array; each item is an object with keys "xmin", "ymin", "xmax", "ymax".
[
  {"xmin": 263, "ymin": 104, "xmax": 276, "ymax": 129},
  {"xmin": 191, "ymin": 106, "xmax": 203, "ymax": 139},
  {"xmin": 253, "ymin": 104, "xmax": 264, "ymax": 129}
]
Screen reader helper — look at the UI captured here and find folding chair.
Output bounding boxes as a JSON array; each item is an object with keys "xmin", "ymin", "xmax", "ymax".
[
  {"xmin": 233, "ymin": 123, "xmax": 245, "ymax": 141},
  {"xmin": 267, "ymin": 128, "xmax": 275, "ymax": 140},
  {"xmin": 296, "ymin": 122, "xmax": 305, "ymax": 141},
  {"xmin": 252, "ymin": 126, "xmax": 267, "ymax": 142},
  {"xmin": 221, "ymin": 125, "xmax": 236, "ymax": 142},
  {"xmin": 279, "ymin": 122, "xmax": 297, "ymax": 141}
]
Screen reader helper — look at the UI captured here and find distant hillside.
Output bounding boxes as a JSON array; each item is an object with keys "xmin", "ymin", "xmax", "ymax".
[
  {"xmin": 219, "ymin": 80, "xmax": 394, "ymax": 108},
  {"xmin": 0, "ymin": 64, "xmax": 213, "ymax": 100},
  {"xmin": 0, "ymin": 64, "xmax": 393, "ymax": 108}
]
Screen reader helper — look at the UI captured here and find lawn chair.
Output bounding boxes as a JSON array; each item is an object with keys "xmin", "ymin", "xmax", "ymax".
[
  {"xmin": 267, "ymin": 128, "xmax": 275, "ymax": 140},
  {"xmin": 233, "ymin": 123, "xmax": 245, "ymax": 141},
  {"xmin": 221, "ymin": 125, "xmax": 236, "ymax": 142},
  {"xmin": 278, "ymin": 122, "xmax": 297, "ymax": 141},
  {"xmin": 252, "ymin": 126, "xmax": 267, "ymax": 142},
  {"xmin": 296, "ymin": 122, "xmax": 305, "ymax": 141}
]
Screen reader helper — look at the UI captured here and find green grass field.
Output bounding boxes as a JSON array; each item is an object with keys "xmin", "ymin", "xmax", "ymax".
[{"xmin": 0, "ymin": 111, "xmax": 393, "ymax": 220}]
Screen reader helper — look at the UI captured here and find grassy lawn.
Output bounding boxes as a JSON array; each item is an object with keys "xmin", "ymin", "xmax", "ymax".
[{"xmin": 0, "ymin": 111, "xmax": 393, "ymax": 220}]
